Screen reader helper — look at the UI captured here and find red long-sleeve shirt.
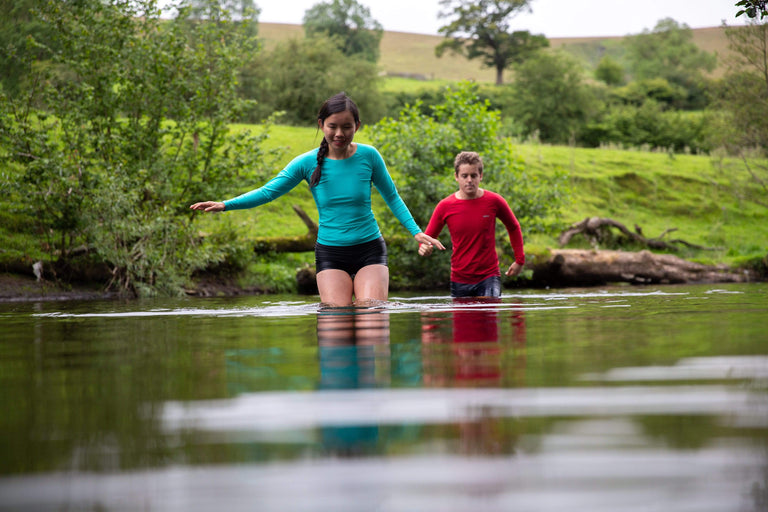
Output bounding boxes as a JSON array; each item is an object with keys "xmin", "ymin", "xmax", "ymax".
[{"xmin": 424, "ymin": 190, "xmax": 524, "ymax": 284}]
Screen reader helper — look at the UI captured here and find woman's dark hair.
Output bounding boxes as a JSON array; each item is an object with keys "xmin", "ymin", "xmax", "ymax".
[{"xmin": 310, "ymin": 92, "xmax": 361, "ymax": 187}]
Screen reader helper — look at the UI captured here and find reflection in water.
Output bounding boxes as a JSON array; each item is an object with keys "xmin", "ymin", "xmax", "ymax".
[
  {"xmin": 2, "ymin": 285, "xmax": 767, "ymax": 512},
  {"xmin": 420, "ymin": 298, "xmax": 526, "ymax": 387},
  {"xmin": 420, "ymin": 299, "xmax": 528, "ymax": 455},
  {"xmin": 317, "ymin": 309, "xmax": 391, "ymax": 456}
]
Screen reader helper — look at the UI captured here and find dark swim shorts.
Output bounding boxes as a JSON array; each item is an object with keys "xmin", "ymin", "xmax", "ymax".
[
  {"xmin": 450, "ymin": 275, "xmax": 502, "ymax": 298},
  {"xmin": 315, "ymin": 236, "xmax": 388, "ymax": 277}
]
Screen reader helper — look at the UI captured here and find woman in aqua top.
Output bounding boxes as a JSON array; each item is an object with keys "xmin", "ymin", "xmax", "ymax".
[{"xmin": 190, "ymin": 92, "xmax": 444, "ymax": 306}]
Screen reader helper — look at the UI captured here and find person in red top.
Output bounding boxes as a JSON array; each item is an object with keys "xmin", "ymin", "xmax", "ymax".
[{"xmin": 419, "ymin": 151, "xmax": 525, "ymax": 298}]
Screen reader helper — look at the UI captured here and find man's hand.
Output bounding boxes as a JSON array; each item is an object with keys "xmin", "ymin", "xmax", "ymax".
[{"xmin": 505, "ymin": 261, "xmax": 523, "ymax": 276}]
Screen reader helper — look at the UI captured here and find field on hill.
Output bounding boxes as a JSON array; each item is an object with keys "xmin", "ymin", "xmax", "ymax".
[{"xmin": 258, "ymin": 22, "xmax": 738, "ymax": 83}]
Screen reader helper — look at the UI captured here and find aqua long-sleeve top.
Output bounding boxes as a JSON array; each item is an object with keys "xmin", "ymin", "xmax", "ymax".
[{"xmin": 223, "ymin": 144, "xmax": 422, "ymax": 246}]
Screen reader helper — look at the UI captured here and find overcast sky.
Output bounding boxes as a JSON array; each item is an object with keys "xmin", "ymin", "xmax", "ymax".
[{"xmin": 255, "ymin": 0, "xmax": 748, "ymax": 38}]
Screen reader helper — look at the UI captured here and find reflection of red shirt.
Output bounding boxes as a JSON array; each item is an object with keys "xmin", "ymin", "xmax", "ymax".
[
  {"xmin": 425, "ymin": 191, "xmax": 524, "ymax": 284},
  {"xmin": 453, "ymin": 309, "xmax": 500, "ymax": 382},
  {"xmin": 453, "ymin": 309, "xmax": 499, "ymax": 343}
]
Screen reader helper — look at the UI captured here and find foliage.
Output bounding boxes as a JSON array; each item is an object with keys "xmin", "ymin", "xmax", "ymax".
[
  {"xmin": 594, "ymin": 55, "xmax": 626, "ymax": 86},
  {"xmin": 713, "ymin": 21, "xmax": 768, "ymax": 224},
  {"xmin": 369, "ymin": 83, "xmax": 568, "ymax": 287},
  {"xmin": 302, "ymin": 0, "xmax": 383, "ymax": 63},
  {"xmin": 609, "ymin": 78, "xmax": 688, "ymax": 109},
  {"xmin": 509, "ymin": 50, "xmax": 597, "ymax": 144},
  {"xmin": 435, "ymin": 0, "xmax": 547, "ymax": 85},
  {"xmin": 716, "ymin": 21, "xmax": 768, "ymax": 151},
  {"xmin": 623, "ymin": 18, "xmax": 717, "ymax": 109},
  {"xmin": 735, "ymin": 0, "xmax": 768, "ymax": 19},
  {"xmin": 0, "ymin": 0, "xmax": 58, "ymax": 98},
  {"xmin": 581, "ymin": 102, "xmax": 715, "ymax": 153},
  {"xmin": 239, "ymin": 36, "xmax": 385, "ymax": 124},
  {"xmin": 0, "ymin": 0, "xmax": 278, "ymax": 296}
]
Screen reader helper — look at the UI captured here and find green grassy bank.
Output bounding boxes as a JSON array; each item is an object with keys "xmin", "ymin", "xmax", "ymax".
[
  {"xmin": 195, "ymin": 123, "xmax": 767, "ymax": 292},
  {"xmin": 3, "ymin": 122, "xmax": 766, "ymax": 296}
]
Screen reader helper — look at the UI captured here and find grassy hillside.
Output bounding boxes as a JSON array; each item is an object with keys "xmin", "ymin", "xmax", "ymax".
[
  {"xmin": 4, "ymin": 121, "xmax": 764, "ymax": 294},
  {"xmin": 204, "ymin": 124, "xmax": 767, "ymax": 272},
  {"xmin": 258, "ymin": 23, "xmax": 738, "ymax": 83}
]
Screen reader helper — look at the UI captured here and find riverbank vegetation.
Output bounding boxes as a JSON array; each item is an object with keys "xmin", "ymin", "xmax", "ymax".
[{"xmin": 1, "ymin": 0, "xmax": 766, "ymax": 297}]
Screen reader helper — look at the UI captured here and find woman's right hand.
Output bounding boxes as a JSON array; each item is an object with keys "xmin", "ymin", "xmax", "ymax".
[
  {"xmin": 418, "ymin": 242, "xmax": 434, "ymax": 257},
  {"xmin": 189, "ymin": 201, "xmax": 225, "ymax": 212}
]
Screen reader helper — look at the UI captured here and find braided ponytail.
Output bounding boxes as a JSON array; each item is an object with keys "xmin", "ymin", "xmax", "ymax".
[
  {"xmin": 311, "ymin": 138, "xmax": 329, "ymax": 187},
  {"xmin": 311, "ymin": 92, "xmax": 360, "ymax": 188}
]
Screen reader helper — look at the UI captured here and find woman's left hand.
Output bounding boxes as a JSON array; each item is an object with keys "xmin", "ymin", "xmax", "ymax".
[{"xmin": 414, "ymin": 233, "xmax": 445, "ymax": 251}]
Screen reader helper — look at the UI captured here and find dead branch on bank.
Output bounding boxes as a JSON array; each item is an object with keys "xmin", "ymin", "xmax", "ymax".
[
  {"xmin": 559, "ymin": 217, "xmax": 720, "ymax": 251},
  {"xmin": 253, "ymin": 205, "xmax": 317, "ymax": 253}
]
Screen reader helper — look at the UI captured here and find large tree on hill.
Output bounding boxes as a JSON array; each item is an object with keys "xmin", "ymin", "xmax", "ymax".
[
  {"xmin": 303, "ymin": 0, "xmax": 383, "ymax": 63},
  {"xmin": 435, "ymin": 0, "xmax": 548, "ymax": 85}
]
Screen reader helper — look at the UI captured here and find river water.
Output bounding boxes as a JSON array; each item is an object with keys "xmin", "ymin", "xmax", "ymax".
[{"xmin": 0, "ymin": 283, "xmax": 766, "ymax": 511}]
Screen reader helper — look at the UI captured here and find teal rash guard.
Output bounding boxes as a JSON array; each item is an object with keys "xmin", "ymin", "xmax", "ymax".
[{"xmin": 223, "ymin": 143, "xmax": 422, "ymax": 247}]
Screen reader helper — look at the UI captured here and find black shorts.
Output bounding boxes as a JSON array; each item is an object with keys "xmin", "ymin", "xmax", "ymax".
[
  {"xmin": 315, "ymin": 236, "xmax": 388, "ymax": 277},
  {"xmin": 450, "ymin": 275, "xmax": 502, "ymax": 298}
]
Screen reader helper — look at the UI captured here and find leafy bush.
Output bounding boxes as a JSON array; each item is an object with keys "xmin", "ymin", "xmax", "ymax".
[
  {"xmin": 369, "ymin": 82, "xmax": 568, "ymax": 288},
  {"xmin": 580, "ymin": 100, "xmax": 715, "ymax": 153},
  {"xmin": 0, "ymin": 0, "xmax": 280, "ymax": 296}
]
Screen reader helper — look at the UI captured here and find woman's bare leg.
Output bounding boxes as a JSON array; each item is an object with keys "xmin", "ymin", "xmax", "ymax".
[
  {"xmin": 316, "ymin": 269, "xmax": 354, "ymax": 307},
  {"xmin": 353, "ymin": 264, "xmax": 389, "ymax": 304}
]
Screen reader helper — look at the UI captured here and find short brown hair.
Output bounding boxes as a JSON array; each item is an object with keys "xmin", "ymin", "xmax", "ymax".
[{"xmin": 454, "ymin": 151, "xmax": 483, "ymax": 175}]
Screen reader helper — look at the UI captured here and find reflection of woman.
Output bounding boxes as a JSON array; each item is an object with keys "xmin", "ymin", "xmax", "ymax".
[
  {"xmin": 316, "ymin": 310, "xmax": 391, "ymax": 456},
  {"xmin": 317, "ymin": 310, "xmax": 391, "ymax": 388},
  {"xmin": 190, "ymin": 92, "xmax": 443, "ymax": 306}
]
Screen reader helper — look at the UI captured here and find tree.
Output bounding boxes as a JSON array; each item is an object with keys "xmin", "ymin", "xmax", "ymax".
[
  {"xmin": 0, "ymin": 0, "xmax": 58, "ymax": 97},
  {"xmin": 302, "ymin": 0, "xmax": 383, "ymax": 63},
  {"xmin": 435, "ymin": 0, "xmax": 548, "ymax": 85},
  {"xmin": 178, "ymin": 0, "xmax": 260, "ymax": 39},
  {"xmin": 718, "ymin": 21, "xmax": 768, "ymax": 151},
  {"xmin": 510, "ymin": 50, "xmax": 596, "ymax": 143},
  {"xmin": 624, "ymin": 18, "xmax": 717, "ymax": 109},
  {"xmin": 735, "ymin": 0, "xmax": 767, "ymax": 19},
  {"xmin": 595, "ymin": 55, "xmax": 625, "ymax": 86},
  {"xmin": 0, "ymin": 0, "xmax": 277, "ymax": 296},
  {"xmin": 610, "ymin": 78, "xmax": 688, "ymax": 108},
  {"xmin": 240, "ymin": 36, "xmax": 384, "ymax": 125}
]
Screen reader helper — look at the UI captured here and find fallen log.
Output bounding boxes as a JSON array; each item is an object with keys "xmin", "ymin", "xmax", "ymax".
[{"xmin": 529, "ymin": 249, "xmax": 753, "ymax": 287}]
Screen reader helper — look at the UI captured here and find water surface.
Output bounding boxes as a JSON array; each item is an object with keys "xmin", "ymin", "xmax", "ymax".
[{"xmin": 1, "ymin": 283, "xmax": 766, "ymax": 511}]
